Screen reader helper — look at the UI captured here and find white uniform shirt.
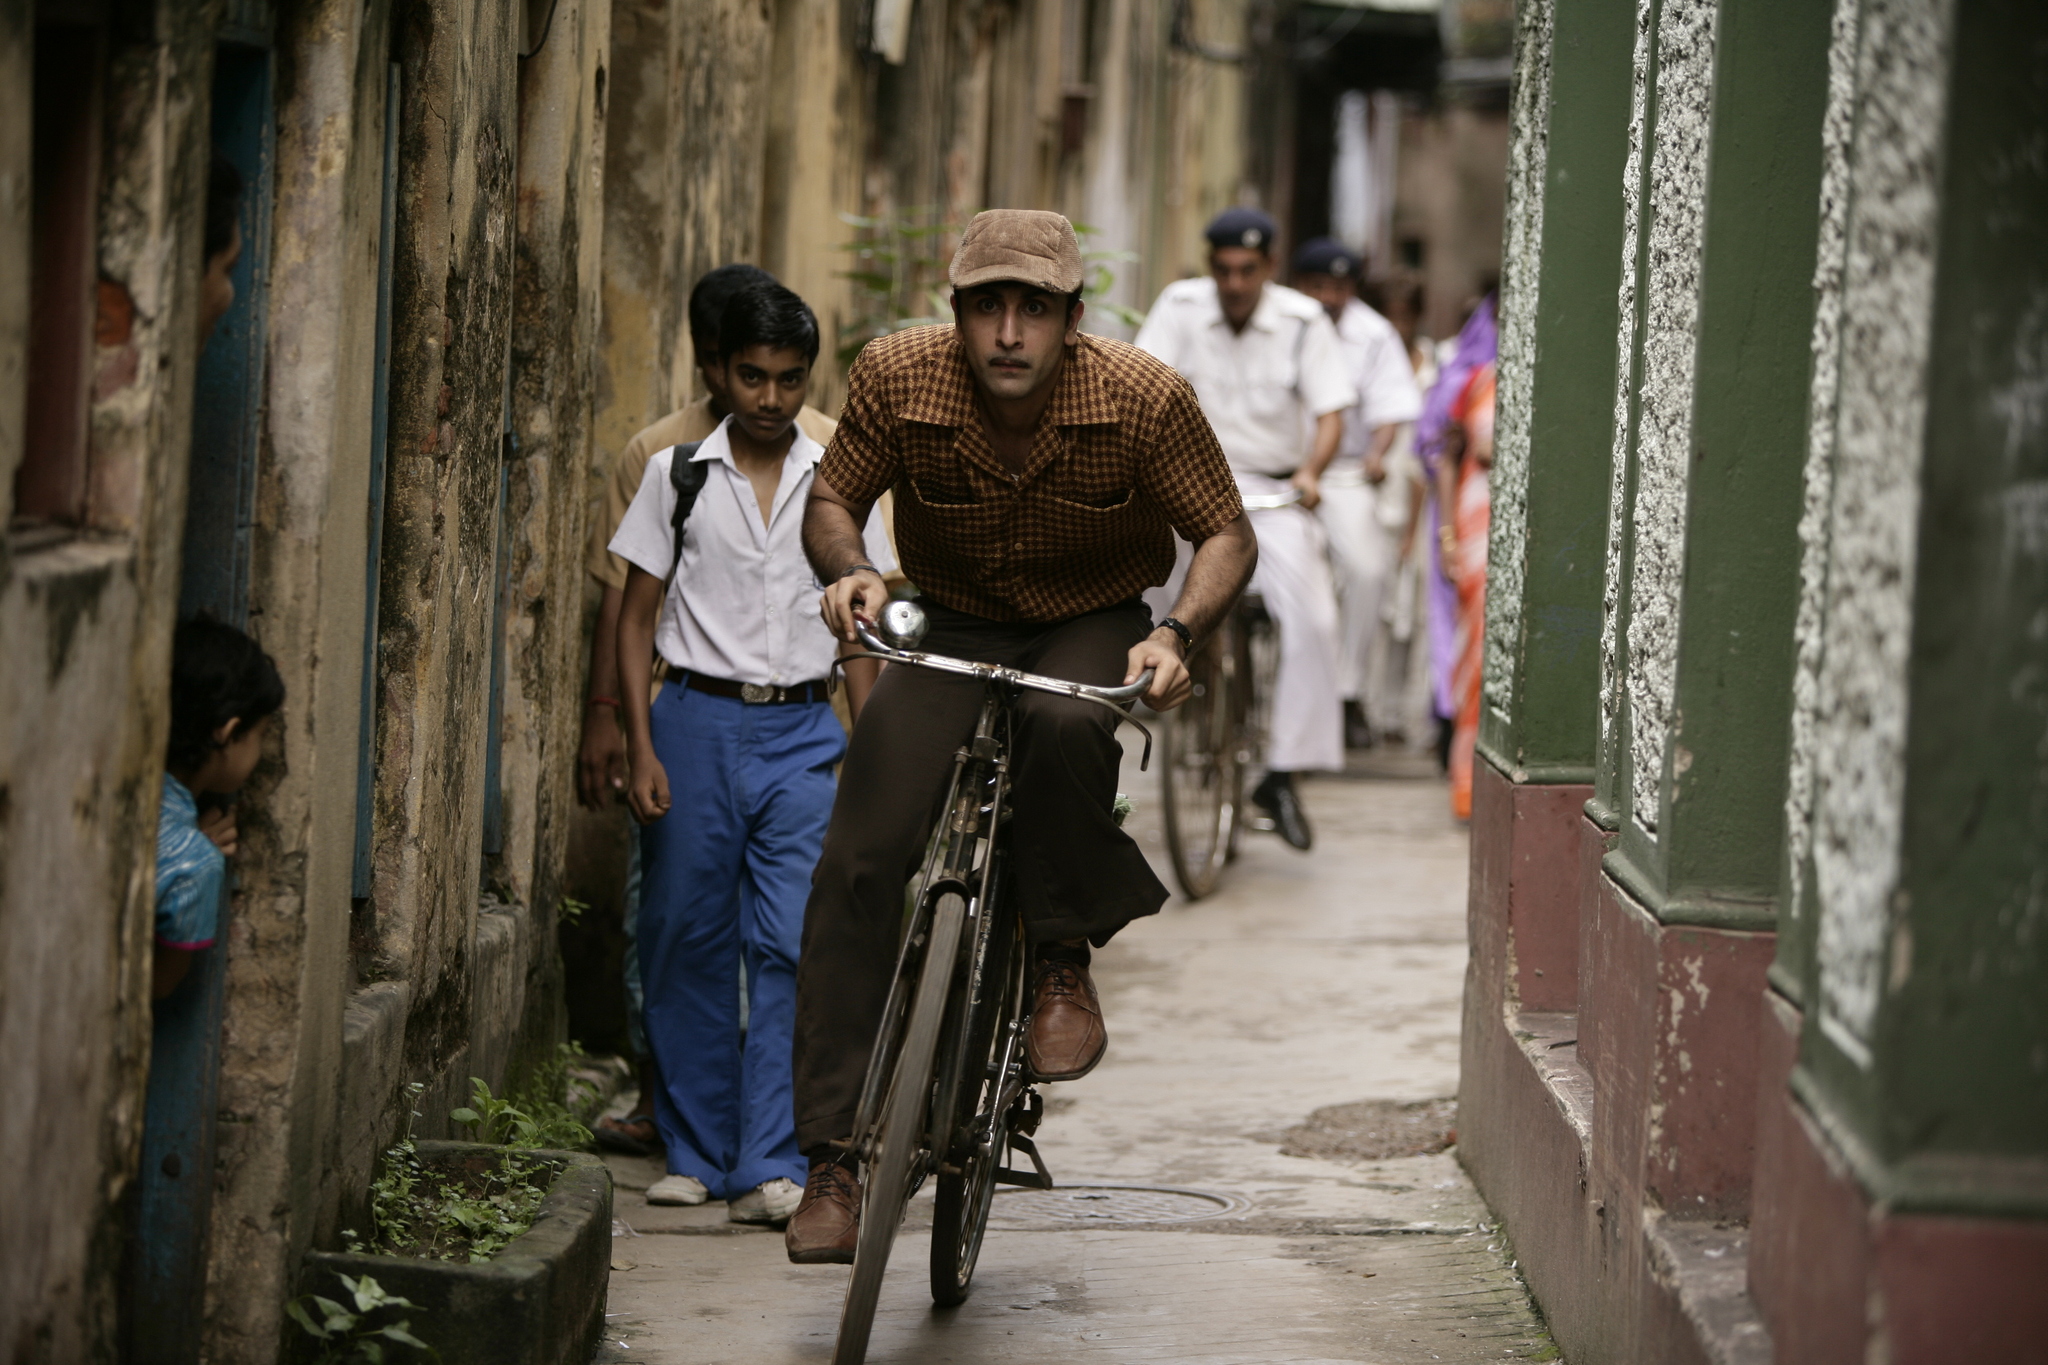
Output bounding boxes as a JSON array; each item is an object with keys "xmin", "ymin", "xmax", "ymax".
[
  {"xmin": 1133, "ymin": 277, "xmax": 1356, "ymax": 478},
  {"xmin": 607, "ymin": 417, "xmax": 896, "ymax": 686},
  {"xmin": 1331, "ymin": 297, "xmax": 1424, "ymax": 471}
]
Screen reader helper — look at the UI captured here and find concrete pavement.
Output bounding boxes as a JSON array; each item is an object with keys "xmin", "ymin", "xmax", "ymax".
[{"xmin": 594, "ymin": 753, "xmax": 1561, "ymax": 1363}]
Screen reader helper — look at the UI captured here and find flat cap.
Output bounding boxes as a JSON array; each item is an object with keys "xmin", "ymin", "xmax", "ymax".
[
  {"xmin": 949, "ymin": 209, "xmax": 1085, "ymax": 295},
  {"xmin": 1204, "ymin": 207, "xmax": 1279, "ymax": 253},
  {"xmin": 1291, "ymin": 236, "xmax": 1359, "ymax": 278}
]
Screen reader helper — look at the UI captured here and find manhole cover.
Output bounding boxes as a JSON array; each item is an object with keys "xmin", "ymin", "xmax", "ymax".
[{"xmin": 990, "ymin": 1184, "xmax": 1246, "ymax": 1226}]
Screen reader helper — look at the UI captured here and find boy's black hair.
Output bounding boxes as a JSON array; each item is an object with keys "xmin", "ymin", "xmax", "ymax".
[
  {"xmin": 167, "ymin": 617, "xmax": 285, "ymax": 774},
  {"xmin": 688, "ymin": 264, "xmax": 777, "ymax": 358},
  {"xmin": 717, "ymin": 281, "xmax": 821, "ymax": 366},
  {"xmin": 205, "ymin": 154, "xmax": 244, "ymax": 261}
]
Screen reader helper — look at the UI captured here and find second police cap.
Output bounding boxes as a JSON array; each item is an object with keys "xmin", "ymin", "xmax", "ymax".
[
  {"xmin": 1204, "ymin": 207, "xmax": 1279, "ymax": 252},
  {"xmin": 1291, "ymin": 236, "xmax": 1359, "ymax": 278}
]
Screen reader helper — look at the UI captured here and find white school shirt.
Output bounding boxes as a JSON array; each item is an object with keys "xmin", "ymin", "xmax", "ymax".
[
  {"xmin": 607, "ymin": 418, "xmax": 897, "ymax": 686},
  {"xmin": 1133, "ymin": 277, "xmax": 1356, "ymax": 478},
  {"xmin": 1330, "ymin": 297, "xmax": 1424, "ymax": 472}
]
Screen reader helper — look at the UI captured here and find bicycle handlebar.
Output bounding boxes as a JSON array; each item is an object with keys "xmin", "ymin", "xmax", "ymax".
[
  {"xmin": 852, "ymin": 620, "xmax": 1156, "ymax": 704},
  {"xmin": 842, "ymin": 602, "xmax": 1155, "ymax": 769}
]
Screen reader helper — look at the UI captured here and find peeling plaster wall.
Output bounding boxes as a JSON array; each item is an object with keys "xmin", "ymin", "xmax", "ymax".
[
  {"xmin": 1622, "ymin": 0, "xmax": 1717, "ymax": 832},
  {"xmin": 1595, "ymin": 0, "xmax": 1657, "ymax": 809},
  {"xmin": 1779, "ymin": 0, "xmax": 1865, "ymax": 983},
  {"xmin": 1810, "ymin": 0, "xmax": 1954, "ymax": 1063},
  {"xmin": 1482, "ymin": 0, "xmax": 1553, "ymax": 728},
  {"xmin": 673, "ymin": 0, "xmax": 774, "ymax": 397},
  {"xmin": 202, "ymin": 2, "xmax": 390, "ymax": 1355},
  {"xmin": 0, "ymin": 5, "xmax": 216, "ymax": 1358},
  {"xmin": 369, "ymin": 0, "xmax": 520, "ymax": 1005},
  {"xmin": 500, "ymin": 0, "xmax": 611, "ymax": 1048},
  {"xmin": 591, "ymin": 0, "xmax": 685, "ymax": 464}
]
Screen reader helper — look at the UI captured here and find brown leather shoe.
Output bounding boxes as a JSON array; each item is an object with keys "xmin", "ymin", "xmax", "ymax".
[
  {"xmin": 785, "ymin": 1158, "xmax": 861, "ymax": 1264},
  {"xmin": 1026, "ymin": 957, "xmax": 1107, "ymax": 1081}
]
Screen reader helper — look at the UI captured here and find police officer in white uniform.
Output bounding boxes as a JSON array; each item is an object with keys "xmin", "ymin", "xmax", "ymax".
[
  {"xmin": 1135, "ymin": 208, "xmax": 1355, "ymax": 849},
  {"xmin": 1288, "ymin": 238, "xmax": 1424, "ymax": 750}
]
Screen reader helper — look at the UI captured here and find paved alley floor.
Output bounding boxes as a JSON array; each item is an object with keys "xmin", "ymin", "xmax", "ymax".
[{"xmin": 596, "ymin": 750, "xmax": 1560, "ymax": 1364}]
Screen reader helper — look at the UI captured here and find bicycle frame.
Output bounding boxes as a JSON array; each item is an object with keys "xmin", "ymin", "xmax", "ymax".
[
  {"xmin": 840, "ymin": 618, "xmax": 1154, "ymax": 1152},
  {"xmin": 824, "ymin": 610, "xmax": 1161, "ymax": 1362}
]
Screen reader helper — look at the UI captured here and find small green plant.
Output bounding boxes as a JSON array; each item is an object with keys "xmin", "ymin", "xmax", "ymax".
[
  {"xmin": 557, "ymin": 895, "xmax": 588, "ymax": 926},
  {"xmin": 345, "ymin": 1082, "xmax": 560, "ymax": 1264},
  {"xmin": 287, "ymin": 1273, "xmax": 437, "ymax": 1363},
  {"xmin": 450, "ymin": 1075, "xmax": 592, "ymax": 1151}
]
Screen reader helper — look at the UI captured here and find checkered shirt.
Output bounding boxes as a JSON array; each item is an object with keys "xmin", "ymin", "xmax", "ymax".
[{"xmin": 820, "ymin": 325, "xmax": 1242, "ymax": 623}]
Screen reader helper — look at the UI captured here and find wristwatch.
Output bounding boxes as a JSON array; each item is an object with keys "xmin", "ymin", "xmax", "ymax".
[{"xmin": 1158, "ymin": 617, "xmax": 1195, "ymax": 655}]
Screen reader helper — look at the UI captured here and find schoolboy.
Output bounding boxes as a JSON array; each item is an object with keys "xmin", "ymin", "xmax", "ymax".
[
  {"xmin": 610, "ymin": 283, "xmax": 878, "ymax": 1224},
  {"xmin": 578, "ymin": 264, "xmax": 847, "ymax": 1158},
  {"xmin": 155, "ymin": 618, "xmax": 284, "ymax": 999}
]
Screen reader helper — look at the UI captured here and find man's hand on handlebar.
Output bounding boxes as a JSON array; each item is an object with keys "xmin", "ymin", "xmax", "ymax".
[
  {"xmin": 1127, "ymin": 629, "xmax": 1191, "ymax": 710},
  {"xmin": 820, "ymin": 567, "xmax": 891, "ymax": 643}
]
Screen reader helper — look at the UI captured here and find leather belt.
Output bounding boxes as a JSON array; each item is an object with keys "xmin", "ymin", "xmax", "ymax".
[{"xmin": 680, "ymin": 671, "xmax": 831, "ymax": 705}]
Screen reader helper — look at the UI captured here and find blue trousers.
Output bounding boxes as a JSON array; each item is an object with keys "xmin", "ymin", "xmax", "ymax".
[{"xmin": 638, "ymin": 682, "xmax": 844, "ymax": 1199}]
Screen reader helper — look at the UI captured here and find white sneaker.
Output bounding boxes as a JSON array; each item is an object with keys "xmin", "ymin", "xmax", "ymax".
[
  {"xmin": 646, "ymin": 1174, "xmax": 709, "ymax": 1206},
  {"xmin": 727, "ymin": 1177, "xmax": 803, "ymax": 1225}
]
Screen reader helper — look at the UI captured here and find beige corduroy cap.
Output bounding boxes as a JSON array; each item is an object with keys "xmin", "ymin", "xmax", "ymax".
[{"xmin": 948, "ymin": 209, "xmax": 1085, "ymax": 295}]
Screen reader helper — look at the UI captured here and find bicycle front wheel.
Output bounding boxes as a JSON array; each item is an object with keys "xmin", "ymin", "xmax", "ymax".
[
  {"xmin": 929, "ymin": 910, "xmax": 1024, "ymax": 1305},
  {"xmin": 832, "ymin": 889, "xmax": 968, "ymax": 1365},
  {"xmin": 1161, "ymin": 623, "xmax": 1238, "ymax": 899}
]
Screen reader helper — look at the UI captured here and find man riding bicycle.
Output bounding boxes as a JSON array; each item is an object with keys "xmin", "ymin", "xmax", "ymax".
[{"xmin": 788, "ymin": 209, "xmax": 1255, "ymax": 1263}]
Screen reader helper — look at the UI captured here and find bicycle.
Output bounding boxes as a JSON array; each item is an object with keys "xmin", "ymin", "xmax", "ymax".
[
  {"xmin": 1157, "ymin": 487, "xmax": 1294, "ymax": 898},
  {"xmin": 826, "ymin": 600, "xmax": 1156, "ymax": 1365}
]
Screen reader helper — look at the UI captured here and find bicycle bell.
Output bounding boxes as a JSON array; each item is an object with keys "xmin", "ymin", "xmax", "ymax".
[{"xmin": 877, "ymin": 599, "xmax": 928, "ymax": 650}]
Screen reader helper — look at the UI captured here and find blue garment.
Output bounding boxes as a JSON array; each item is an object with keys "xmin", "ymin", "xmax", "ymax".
[
  {"xmin": 155, "ymin": 774, "xmax": 225, "ymax": 949},
  {"xmin": 638, "ymin": 682, "xmax": 844, "ymax": 1199}
]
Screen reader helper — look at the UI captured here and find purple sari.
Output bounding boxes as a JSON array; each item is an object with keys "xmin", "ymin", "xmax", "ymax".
[{"xmin": 1416, "ymin": 297, "xmax": 1498, "ymax": 721}]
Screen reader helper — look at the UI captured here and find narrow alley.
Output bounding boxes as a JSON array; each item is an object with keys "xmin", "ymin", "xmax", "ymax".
[
  {"xmin": 7, "ymin": 0, "xmax": 2045, "ymax": 1361},
  {"xmin": 597, "ymin": 757, "xmax": 1557, "ymax": 1363}
]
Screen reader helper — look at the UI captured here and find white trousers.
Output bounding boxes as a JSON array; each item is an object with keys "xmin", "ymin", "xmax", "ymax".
[
  {"xmin": 1317, "ymin": 478, "xmax": 1399, "ymax": 705},
  {"xmin": 1245, "ymin": 486, "xmax": 1345, "ymax": 775},
  {"xmin": 1142, "ymin": 479, "xmax": 1345, "ymax": 774}
]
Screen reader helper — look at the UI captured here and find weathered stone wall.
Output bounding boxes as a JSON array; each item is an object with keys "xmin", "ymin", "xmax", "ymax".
[
  {"xmin": 0, "ymin": 4, "xmax": 219, "ymax": 1357},
  {"xmin": 201, "ymin": 1, "xmax": 397, "ymax": 1354}
]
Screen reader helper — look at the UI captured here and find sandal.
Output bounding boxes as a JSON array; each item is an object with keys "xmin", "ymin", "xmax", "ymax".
[{"xmin": 593, "ymin": 1113, "xmax": 663, "ymax": 1157}]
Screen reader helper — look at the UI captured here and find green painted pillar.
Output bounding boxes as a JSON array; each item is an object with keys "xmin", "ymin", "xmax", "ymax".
[
  {"xmin": 1596, "ymin": 0, "xmax": 1834, "ymax": 926},
  {"xmin": 1786, "ymin": 0, "xmax": 2048, "ymax": 1208},
  {"xmin": 1480, "ymin": 0, "xmax": 1637, "ymax": 785}
]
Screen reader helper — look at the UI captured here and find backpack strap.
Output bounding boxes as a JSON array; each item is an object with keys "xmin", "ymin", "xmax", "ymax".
[{"xmin": 666, "ymin": 441, "xmax": 707, "ymax": 583}]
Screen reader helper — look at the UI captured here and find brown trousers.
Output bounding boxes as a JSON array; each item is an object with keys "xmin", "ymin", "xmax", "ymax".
[{"xmin": 792, "ymin": 598, "xmax": 1167, "ymax": 1154}]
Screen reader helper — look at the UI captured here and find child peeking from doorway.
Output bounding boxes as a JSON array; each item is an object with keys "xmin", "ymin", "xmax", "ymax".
[{"xmin": 154, "ymin": 618, "xmax": 283, "ymax": 1000}]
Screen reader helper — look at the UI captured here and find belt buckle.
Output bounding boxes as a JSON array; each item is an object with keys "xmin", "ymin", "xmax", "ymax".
[{"xmin": 740, "ymin": 682, "xmax": 777, "ymax": 704}]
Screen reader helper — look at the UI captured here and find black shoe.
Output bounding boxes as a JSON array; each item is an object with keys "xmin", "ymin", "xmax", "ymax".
[
  {"xmin": 1250, "ymin": 772, "xmax": 1313, "ymax": 851},
  {"xmin": 1343, "ymin": 700, "xmax": 1374, "ymax": 751}
]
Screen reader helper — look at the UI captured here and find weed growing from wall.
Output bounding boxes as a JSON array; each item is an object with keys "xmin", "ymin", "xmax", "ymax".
[{"xmin": 835, "ymin": 210, "xmax": 1146, "ymax": 365}]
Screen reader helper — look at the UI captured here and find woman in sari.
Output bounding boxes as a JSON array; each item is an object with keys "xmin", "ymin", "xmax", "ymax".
[
  {"xmin": 1439, "ymin": 360, "xmax": 1495, "ymax": 821},
  {"xmin": 1413, "ymin": 297, "xmax": 1498, "ymax": 771}
]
